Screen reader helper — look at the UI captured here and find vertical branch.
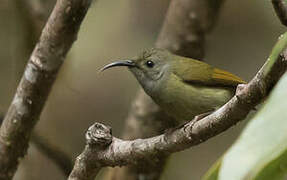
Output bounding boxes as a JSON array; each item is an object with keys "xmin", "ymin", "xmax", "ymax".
[
  {"xmin": 0, "ymin": 0, "xmax": 92, "ymax": 179},
  {"xmin": 156, "ymin": 0, "xmax": 225, "ymax": 58},
  {"xmin": 104, "ymin": 0, "xmax": 225, "ymax": 180}
]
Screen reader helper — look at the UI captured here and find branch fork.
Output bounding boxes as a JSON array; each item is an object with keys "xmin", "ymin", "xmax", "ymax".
[{"xmin": 86, "ymin": 123, "xmax": 112, "ymax": 147}]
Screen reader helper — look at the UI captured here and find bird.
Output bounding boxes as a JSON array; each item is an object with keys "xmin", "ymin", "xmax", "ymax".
[{"xmin": 100, "ymin": 48, "xmax": 246, "ymax": 123}]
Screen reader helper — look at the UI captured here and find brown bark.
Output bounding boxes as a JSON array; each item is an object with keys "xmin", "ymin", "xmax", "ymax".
[
  {"xmin": 14, "ymin": 0, "xmax": 73, "ymax": 176},
  {"xmin": 0, "ymin": 0, "xmax": 92, "ymax": 179},
  {"xmin": 156, "ymin": 0, "xmax": 225, "ymax": 58},
  {"xmin": 272, "ymin": 0, "xmax": 287, "ymax": 26}
]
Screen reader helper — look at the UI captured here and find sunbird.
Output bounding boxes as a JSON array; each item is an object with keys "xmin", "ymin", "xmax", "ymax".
[{"xmin": 101, "ymin": 48, "xmax": 246, "ymax": 123}]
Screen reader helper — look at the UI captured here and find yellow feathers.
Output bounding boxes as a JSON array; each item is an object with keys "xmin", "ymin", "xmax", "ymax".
[
  {"xmin": 172, "ymin": 55, "xmax": 246, "ymax": 87},
  {"xmin": 212, "ymin": 68, "xmax": 246, "ymax": 86}
]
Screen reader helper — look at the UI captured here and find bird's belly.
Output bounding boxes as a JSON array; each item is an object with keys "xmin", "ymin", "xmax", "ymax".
[{"xmin": 153, "ymin": 82, "xmax": 234, "ymax": 123}]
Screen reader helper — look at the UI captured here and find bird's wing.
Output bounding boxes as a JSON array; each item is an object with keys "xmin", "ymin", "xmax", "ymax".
[
  {"xmin": 172, "ymin": 56, "xmax": 246, "ymax": 87},
  {"xmin": 211, "ymin": 68, "xmax": 246, "ymax": 86}
]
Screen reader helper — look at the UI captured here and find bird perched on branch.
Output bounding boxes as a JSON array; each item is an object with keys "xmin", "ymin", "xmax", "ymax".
[{"xmin": 101, "ymin": 48, "xmax": 246, "ymax": 123}]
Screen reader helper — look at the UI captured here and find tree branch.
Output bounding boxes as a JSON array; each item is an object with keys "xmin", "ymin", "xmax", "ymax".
[
  {"xmin": 13, "ymin": 0, "xmax": 74, "ymax": 176},
  {"xmin": 69, "ymin": 32, "xmax": 287, "ymax": 179},
  {"xmin": 104, "ymin": 1, "xmax": 225, "ymax": 179},
  {"xmin": 156, "ymin": 0, "xmax": 225, "ymax": 59},
  {"xmin": 0, "ymin": 0, "xmax": 92, "ymax": 179},
  {"xmin": 70, "ymin": 1, "xmax": 287, "ymax": 179},
  {"xmin": 272, "ymin": 0, "xmax": 287, "ymax": 26}
]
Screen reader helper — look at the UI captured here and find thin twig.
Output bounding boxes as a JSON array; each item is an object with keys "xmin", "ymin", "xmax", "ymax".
[
  {"xmin": 31, "ymin": 132, "xmax": 73, "ymax": 177},
  {"xmin": 0, "ymin": 0, "xmax": 92, "ymax": 179}
]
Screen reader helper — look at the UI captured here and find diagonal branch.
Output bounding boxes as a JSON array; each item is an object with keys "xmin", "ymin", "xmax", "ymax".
[
  {"xmin": 0, "ymin": 0, "xmax": 92, "ymax": 179},
  {"xmin": 272, "ymin": 0, "xmax": 287, "ymax": 26},
  {"xmin": 13, "ymin": 0, "xmax": 73, "ymax": 176},
  {"xmin": 69, "ymin": 31, "xmax": 287, "ymax": 180}
]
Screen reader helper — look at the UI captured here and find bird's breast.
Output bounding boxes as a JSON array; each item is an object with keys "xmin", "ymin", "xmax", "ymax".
[{"xmin": 150, "ymin": 74, "xmax": 234, "ymax": 123}]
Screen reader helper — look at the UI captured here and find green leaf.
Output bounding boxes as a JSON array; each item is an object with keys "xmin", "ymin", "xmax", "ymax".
[
  {"xmin": 202, "ymin": 158, "xmax": 221, "ymax": 180},
  {"xmin": 264, "ymin": 32, "xmax": 287, "ymax": 74},
  {"xmin": 216, "ymin": 72, "xmax": 287, "ymax": 180},
  {"xmin": 203, "ymin": 31, "xmax": 287, "ymax": 180}
]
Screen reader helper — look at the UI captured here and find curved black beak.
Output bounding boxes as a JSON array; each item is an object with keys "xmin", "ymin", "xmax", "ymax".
[{"xmin": 100, "ymin": 60, "xmax": 136, "ymax": 72}]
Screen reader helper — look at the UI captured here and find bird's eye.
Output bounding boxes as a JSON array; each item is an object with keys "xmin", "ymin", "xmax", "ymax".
[{"xmin": 145, "ymin": 60, "xmax": 154, "ymax": 68}]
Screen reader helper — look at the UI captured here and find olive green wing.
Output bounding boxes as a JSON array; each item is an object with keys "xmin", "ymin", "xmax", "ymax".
[{"xmin": 172, "ymin": 56, "xmax": 246, "ymax": 87}]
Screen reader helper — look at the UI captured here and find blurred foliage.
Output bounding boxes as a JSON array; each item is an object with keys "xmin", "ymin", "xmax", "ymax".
[
  {"xmin": 204, "ymin": 30, "xmax": 287, "ymax": 180},
  {"xmin": 0, "ymin": 0, "xmax": 286, "ymax": 180},
  {"xmin": 205, "ymin": 71, "xmax": 287, "ymax": 180},
  {"xmin": 203, "ymin": 159, "xmax": 221, "ymax": 180}
]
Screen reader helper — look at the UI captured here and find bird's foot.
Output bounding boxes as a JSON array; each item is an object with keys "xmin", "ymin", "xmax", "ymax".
[{"xmin": 165, "ymin": 111, "xmax": 214, "ymax": 134}]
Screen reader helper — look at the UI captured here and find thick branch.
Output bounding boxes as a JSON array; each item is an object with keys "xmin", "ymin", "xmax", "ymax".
[
  {"xmin": 69, "ymin": 36, "xmax": 287, "ymax": 179},
  {"xmin": 0, "ymin": 0, "xmax": 92, "ymax": 179},
  {"xmin": 104, "ymin": 1, "xmax": 225, "ymax": 180},
  {"xmin": 272, "ymin": 0, "xmax": 287, "ymax": 26},
  {"xmin": 14, "ymin": 0, "xmax": 73, "ymax": 176}
]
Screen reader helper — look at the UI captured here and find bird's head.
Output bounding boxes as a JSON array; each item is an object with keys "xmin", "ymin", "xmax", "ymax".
[{"xmin": 101, "ymin": 48, "xmax": 172, "ymax": 92}]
